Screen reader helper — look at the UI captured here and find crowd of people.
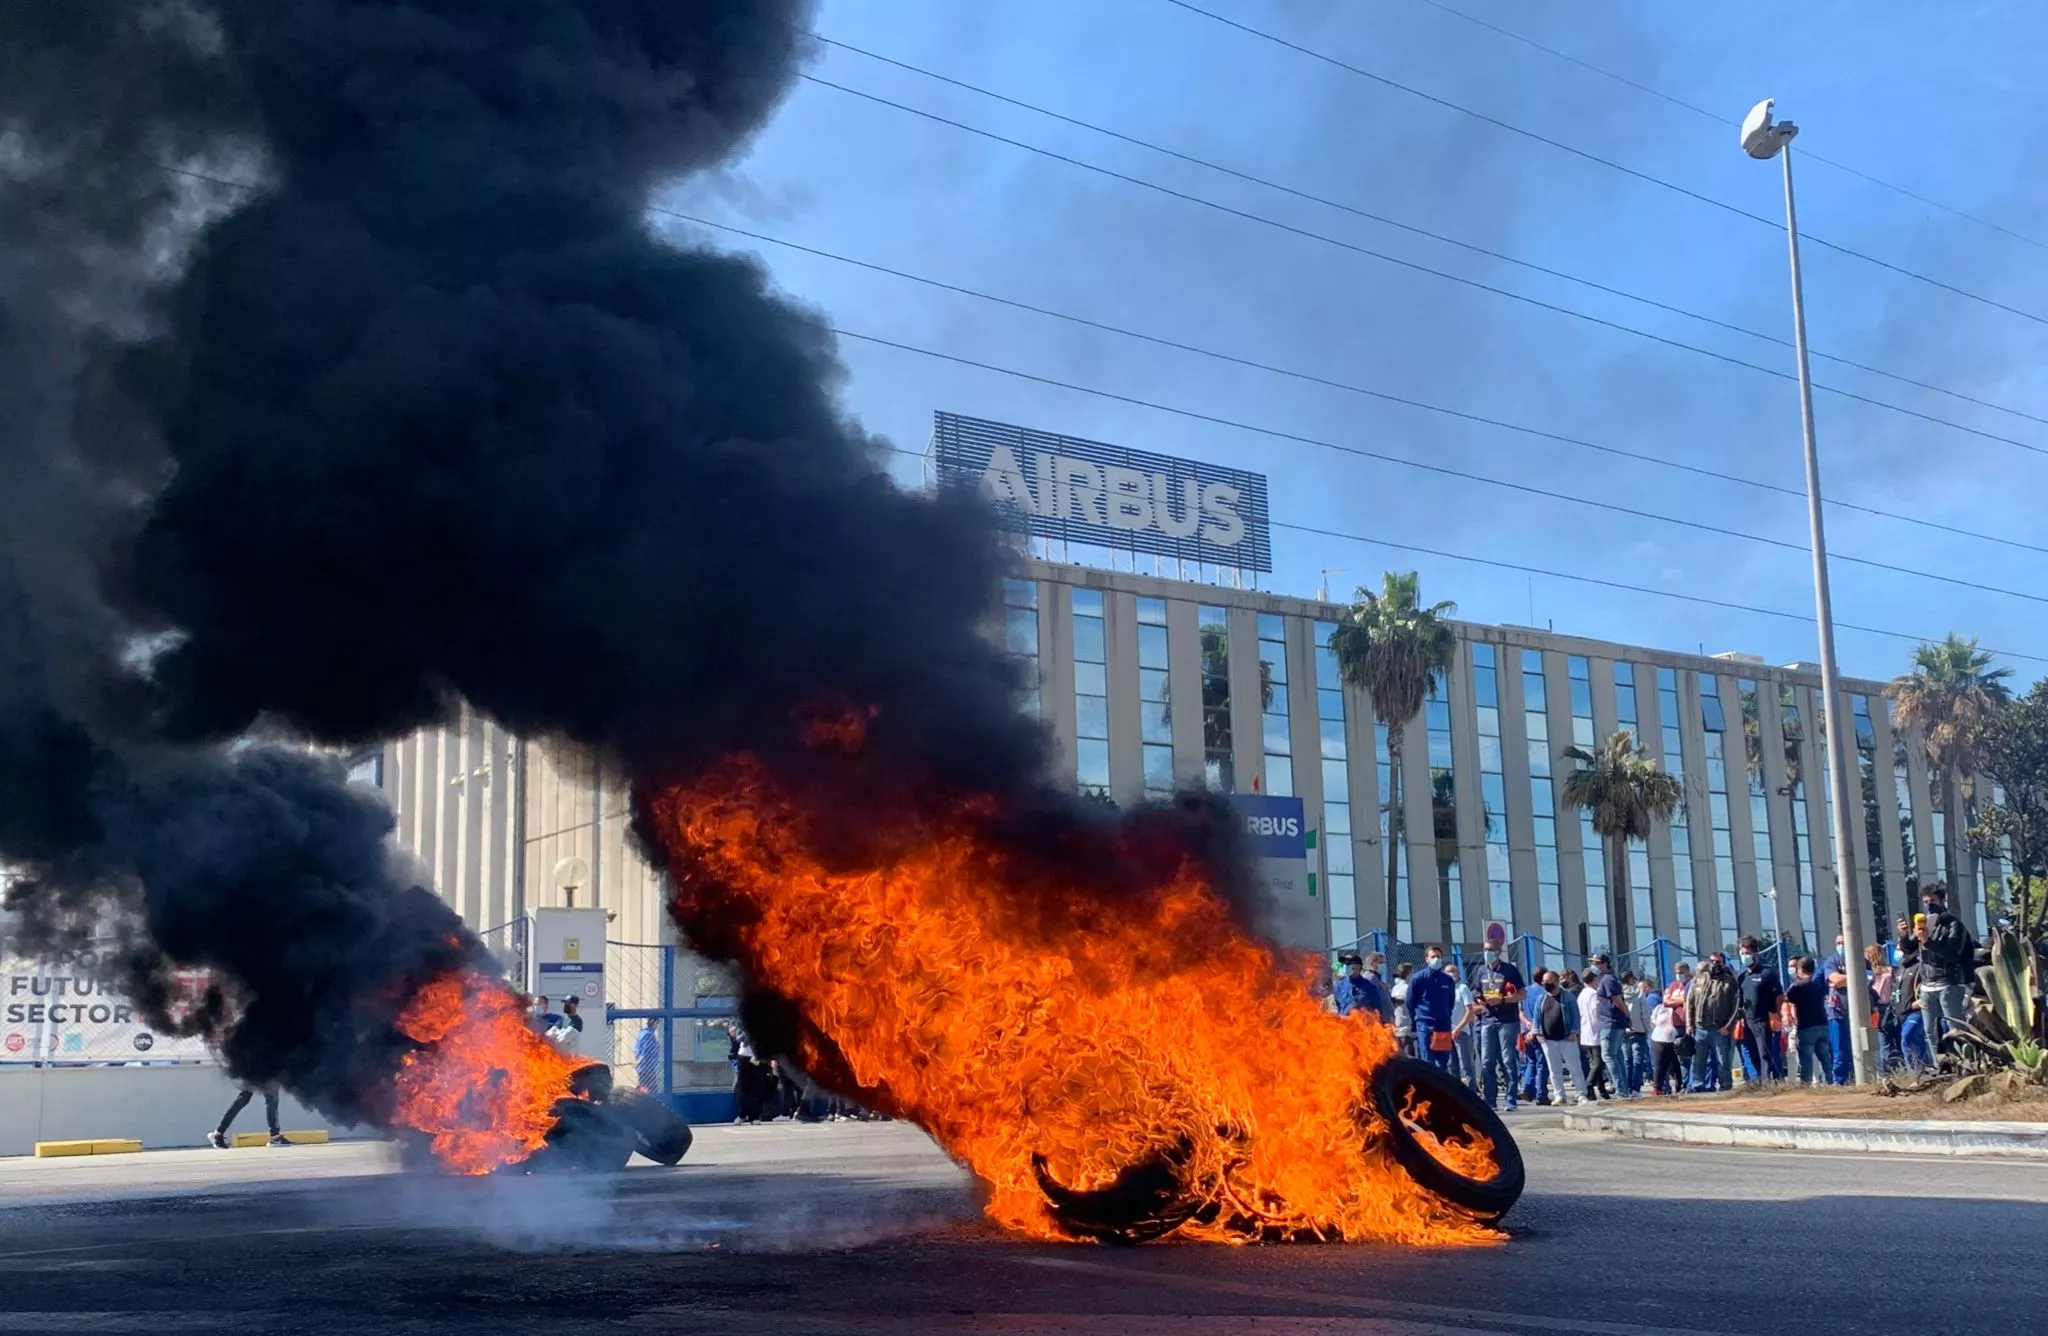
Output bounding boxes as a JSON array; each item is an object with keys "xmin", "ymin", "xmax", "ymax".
[
  {"xmin": 726, "ymin": 1024, "xmax": 881, "ymax": 1124},
  {"xmin": 1331, "ymin": 881, "xmax": 1995, "ymax": 1109}
]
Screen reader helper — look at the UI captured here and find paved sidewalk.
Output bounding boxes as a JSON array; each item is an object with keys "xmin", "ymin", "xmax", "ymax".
[{"xmin": 1565, "ymin": 1103, "xmax": 2048, "ymax": 1158}]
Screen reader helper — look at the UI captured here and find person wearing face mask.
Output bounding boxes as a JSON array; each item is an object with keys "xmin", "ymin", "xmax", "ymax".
[
  {"xmin": 1534, "ymin": 970, "xmax": 1588, "ymax": 1105},
  {"xmin": 1467, "ymin": 937, "xmax": 1527, "ymax": 1113},
  {"xmin": 1916, "ymin": 883, "xmax": 1977, "ymax": 1047},
  {"xmin": 1734, "ymin": 937, "xmax": 1787, "ymax": 1084},
  {"xmin": 1685, "ymin": 952, "xmax": 1739, "ymax": 1091},
  {"xmin": 1587, "ymin": 954, "xmax": 1634, "ymax": 1100},
  {"xmin": 1407, "ymin": 945, "xmax": 1460, "ymax": 1071}
]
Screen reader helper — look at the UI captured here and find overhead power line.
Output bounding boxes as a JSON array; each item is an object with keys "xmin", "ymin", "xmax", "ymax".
[
  {"xmin": 795, "ymin": 74, "xmax": 2048, "ymax": 463},
  {"xmin": 827, "ymin": 325, "xmax": 2048, "ymax": 610},
  {"xmin": 1407, "ymin": 0, "xmax": 2048, "ymax": 254},
  {"xmin": 812, "ymin": 34, "xmax": 2048, "ymax": 432},
  {"xmin": 1158, "ymin": 0, "xmax": 2048, "ymax": 330},
  {"xmin": 660, "ymin": 210, "xmax": 2048, "ymax": 560},
  {"xmin": 868, "ymin": 442, "xmax": 2046, "ymax": 668}
]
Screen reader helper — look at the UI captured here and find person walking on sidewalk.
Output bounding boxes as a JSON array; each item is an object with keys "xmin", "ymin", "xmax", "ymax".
[
  {"xmin": 208, "ymin": 1085, "xmax": 288, "ymax": 1149},
  {"xmin": 1685, "ymin": 951, "xmax": 1739, "ymax": 1092}
]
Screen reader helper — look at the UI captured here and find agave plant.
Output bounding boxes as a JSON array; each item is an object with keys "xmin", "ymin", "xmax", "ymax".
[{"xmin": 1949, "ymin": 928, "xmax": 2045, "ymax": 1080}]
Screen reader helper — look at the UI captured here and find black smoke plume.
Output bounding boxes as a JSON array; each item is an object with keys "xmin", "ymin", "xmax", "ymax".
[{"xmin": 1, "ymin": 0, "xmax": 1257, "ymax": 1126}]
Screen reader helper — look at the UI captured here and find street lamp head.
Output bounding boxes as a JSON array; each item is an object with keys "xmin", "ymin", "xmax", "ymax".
[{"xmin": 1741, "ymin": 98, "xmax": 1798, "ymax": 159}]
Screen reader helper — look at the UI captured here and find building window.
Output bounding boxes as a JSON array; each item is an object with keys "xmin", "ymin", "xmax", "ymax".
[
  {"xmin": 1427, "ymin": 668, "xmax": 1463, "ymax": 949},
  {"xmin": 1257, "ymin": 613, "xmax": 1293, "ymax": 798},
  {"xmin": 1473, "ymin": 645, "xmax": 1511, "ymax": 930},
  {"xmin": 1316, "ymin": 620, "xmax": 1355, "ymax": 949},
  {"xmin": 1738, "ymin": 678, "xmax": 1778, "ymax": 946},
  {"xmin": 1073, "ymin": 589, "xmax": 1109, "ymax": 796},
  {"xmin": 1614, "ymin": 663, "xmax": 1652, "ymax": 950},
  {"xmin": 1138, "ymin": 597, "xmax": 1174, "ymax": 798},
  {"xmin": 1199, "ymin": 605, "xmax": 1233, "ymax": 792},
  {"xmin": 1701, "ymin": 676, "xmax": 1737, "ymax": 948},
  {"xmin": 1781, "ymin": 684, "xmax": 1818, "ymax": 948},
  {"xmin": 1003, "ymin": 578, "xmax": 1040, "ymax": 717},
  {"xmin": 1658, "ymin": 668, "xmax": 1698, "ymax": 954},
  {"xmin": 1569, "ymin": 655, "xmax": 1605, "ymax": 954},
  {"xmin": 1853, "ymin": 695, "xmax": 1888, "ymax": 937},
  {"xmin": 1526, "ymin": 650, "xmax": 1561, "ymax": 960}
]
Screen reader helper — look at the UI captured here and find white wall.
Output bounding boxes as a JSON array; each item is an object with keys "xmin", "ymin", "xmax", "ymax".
[{"xmin": 0, "ymin": 1066, "xmax": 370, "ymax": 1157}]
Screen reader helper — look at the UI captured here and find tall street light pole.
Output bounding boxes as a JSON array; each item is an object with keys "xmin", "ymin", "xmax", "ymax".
[{"xmin": 1741, "ymin": 99, "xmax": 1875, "ymax": 1085}]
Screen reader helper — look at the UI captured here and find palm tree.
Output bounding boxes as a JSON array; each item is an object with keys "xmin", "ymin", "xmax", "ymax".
[
  {"xmin": 1888, "ymin": 634, "xmax": 2012, "ymax": 891},
  {"xmin": 1561, "ymin": 729, "xmax": 1682, "ymax": 945},
  {"xmin": 1329, "ymin": 572, "xmax": 1458, "ymax": 938}
]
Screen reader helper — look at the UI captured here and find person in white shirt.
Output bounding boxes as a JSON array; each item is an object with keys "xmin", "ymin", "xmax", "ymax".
[
  {"xmin": 1446, "ymin": 964, "xmax": 1479, "ymax": 1087},
  {"xmin": 1649, "ymin": 993, "xmax": 1683, "ymax": 1094},
  {"xmin": 1576, "ymin": 972, "xmax": 1613, "ymax": 1100}
]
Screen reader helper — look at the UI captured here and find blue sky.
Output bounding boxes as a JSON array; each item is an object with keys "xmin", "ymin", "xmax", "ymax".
[{"xmin": 657, "ymin": 0, "xmax": 2048, "ymax": 685}]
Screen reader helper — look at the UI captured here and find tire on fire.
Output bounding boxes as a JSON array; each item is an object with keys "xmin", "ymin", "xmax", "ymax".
[{"xmin": 1370, "ymin": 1056, "xmax": 1524, "ymax": 1222}]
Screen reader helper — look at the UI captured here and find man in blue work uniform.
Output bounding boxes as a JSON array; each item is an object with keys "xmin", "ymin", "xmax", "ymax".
[
  {"xmin": 1333, "ymin": 952, "xmax": 1389, "ymax": 1022},
  {"xmin": 1407, "ymin": 945, "xmax": 1460, "ymax": 1070},
  {"xmin": 1468, "ymin": 942, "xmax": 1527, "ymax": 1112}
]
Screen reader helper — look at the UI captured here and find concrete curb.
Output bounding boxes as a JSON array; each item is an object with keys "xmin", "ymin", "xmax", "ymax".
[{"xmin": 1562, "ymin": 1105, "xmax": 2048, "ymax": 1159}]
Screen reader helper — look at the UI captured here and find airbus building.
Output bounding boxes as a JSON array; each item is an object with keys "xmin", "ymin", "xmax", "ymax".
[{"xmin": 365, "ymin": 412, "xmax": 1992, "ymax": 1044}]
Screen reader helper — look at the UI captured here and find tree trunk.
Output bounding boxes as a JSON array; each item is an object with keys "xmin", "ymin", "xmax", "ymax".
[
  {"xmin": 1385, "ymin": 724, "xmax": 1404, "ymax": 941},
  {"xmin": 1942, "ymin": 768, "xmax": 1964, "ymax": 896},
  {"xmin": 1610, "ymin": 834, "xmax": 1630, "ymax": 952}
]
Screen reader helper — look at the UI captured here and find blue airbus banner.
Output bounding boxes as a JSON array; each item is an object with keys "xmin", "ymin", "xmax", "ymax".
[
  {"xmin": 1234, "ymin": 795, "xmax": 1307, "ymax": 860},
  {"xmin": 931, "ymin": 411, "xmax": 1273, "ymax": 572}
]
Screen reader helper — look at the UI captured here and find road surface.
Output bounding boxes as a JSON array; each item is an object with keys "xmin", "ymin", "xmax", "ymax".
[{"xmin": 1, "ymin": 1114, "xmax": 2041, "ymax": 1334}]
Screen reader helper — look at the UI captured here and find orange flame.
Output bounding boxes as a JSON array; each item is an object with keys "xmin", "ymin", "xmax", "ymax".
[
  {"xmin": 390, "ymin": 969, "xmax": 586, "ymax": 1174},
  {"xmin": 1397, "ymin": 1088, "xmax": 1499, "ymax": 1180},
  {"xmin": 647, "ymin": 757, "xmax": 1499, "ymax": 1245}
]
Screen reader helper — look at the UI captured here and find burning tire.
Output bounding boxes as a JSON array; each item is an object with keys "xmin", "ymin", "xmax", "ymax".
[
  {"xmin": 611, "ymin": 1090, "xmax": 695, "ymax": 1166},
  {"xmin": 1370, "ymin": 1057, "xmax": 1524, "ymax": 1223}
]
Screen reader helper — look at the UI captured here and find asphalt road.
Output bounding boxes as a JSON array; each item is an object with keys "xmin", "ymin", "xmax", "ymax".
[{"xmin": 1, "ymin": 1115, "xmax": 2044, "ymax": 1335}]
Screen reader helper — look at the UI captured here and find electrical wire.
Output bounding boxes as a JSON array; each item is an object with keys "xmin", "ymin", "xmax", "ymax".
[
  {"xmin": 796, "ymin": 74, "xmax": 2048, "ymax": 462},
  {"xmin": 867, "ymin": 441, "xmax": 2047, "ymax": 667},
  {"xmin": 1158, "ymin": 0, "xmax": 2048, "ymax": 328},
  {"xmin": 657, "ymin": 209, "xmax": 2048, "ymax": 560},
  {"xmin": 827, "ymin": 324, "xmax": 2048, "ymax": 609},
  {"xmin": 1406, "ymin": 0, "xmax": 2048, "ymax": 254},
  {"xmin": 812, "ymin": 33, "xmax": 2048, "ymax": 432}
]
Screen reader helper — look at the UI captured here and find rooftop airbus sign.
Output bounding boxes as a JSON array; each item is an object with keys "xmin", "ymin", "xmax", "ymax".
[{"xmin": 931, "ymin": 412, "xmax": 1273, "ymax": 573}]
